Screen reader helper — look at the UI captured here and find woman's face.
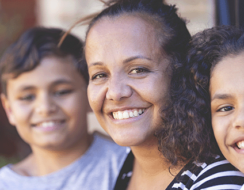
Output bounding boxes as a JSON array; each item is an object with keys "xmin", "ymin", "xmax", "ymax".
[
  {"xmin": 210, "ymin": 52, "xmax": 244, "ymax": 173},
  {"xmin": 85, "ymin": 14, "xmax": 170, "ymax": 147}
]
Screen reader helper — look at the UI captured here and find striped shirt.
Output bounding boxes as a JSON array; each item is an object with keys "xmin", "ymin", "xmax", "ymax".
[{"xmin": 114, "ymin": 151, "xmax": 244, "ymax": 190}]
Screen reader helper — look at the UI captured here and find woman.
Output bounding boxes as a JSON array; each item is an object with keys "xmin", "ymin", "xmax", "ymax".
[{"xmin": 74, "ymin": 0, "xmax": 244, "ymax": 189}]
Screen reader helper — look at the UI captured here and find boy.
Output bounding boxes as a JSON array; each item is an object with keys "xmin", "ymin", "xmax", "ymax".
[{"xmin": 0, "ymin": 27, "xmax": 127, "ymax": 190}]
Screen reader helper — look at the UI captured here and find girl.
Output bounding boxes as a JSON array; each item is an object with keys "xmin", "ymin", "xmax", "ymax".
[{"xmin": 168, "ymin": 25, "xmax": 244, "ymax": 189}]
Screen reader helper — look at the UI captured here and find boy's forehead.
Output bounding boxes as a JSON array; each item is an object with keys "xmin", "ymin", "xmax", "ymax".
[{"xmin": 6, "ymin": 56, "xmax": 86, "ymax": 93}]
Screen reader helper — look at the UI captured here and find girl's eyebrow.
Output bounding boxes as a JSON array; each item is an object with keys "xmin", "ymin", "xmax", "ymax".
[{"xmin": 211, "ymin": 93, "xmax": 234, "ymax": 101}]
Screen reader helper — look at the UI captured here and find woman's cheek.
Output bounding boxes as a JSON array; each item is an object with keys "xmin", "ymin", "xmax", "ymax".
[{"xmin": 88, "ymin": 84, "xmax": 105, "ymax": 112}]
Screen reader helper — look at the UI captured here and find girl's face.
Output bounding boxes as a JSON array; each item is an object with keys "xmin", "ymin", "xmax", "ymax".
[
  {"xmin": 85, "ymin": 14, "xmax": 170, "ymax": 147},
  {"xmin": 210, "ymin": 52, "xmax": 244, "ymax": 173}
]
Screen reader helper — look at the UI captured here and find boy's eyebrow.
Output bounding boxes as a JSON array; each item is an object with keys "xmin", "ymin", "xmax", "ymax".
[
  {"xmin": 211, "ymin": 93, "xmax": 234, "ymax": 101},
  {"xmin": 52, "ymin": 79, "xmax": 73, "ymax": 85},
  {"xmin": 17, "ymin": 85, "xmax": 36, "ymax": 91},
  {"xmin": 16, "ymin": 80, "xmax": 73, "ymax": 91}
]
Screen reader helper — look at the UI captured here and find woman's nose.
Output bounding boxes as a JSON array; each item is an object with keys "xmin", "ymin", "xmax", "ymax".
[
  {"xmin": 35, "ymin": 93, "xmax": 57, "ymax": 116},
  {"xmin": 106, "ymin": 75, "xmax": 133, "ymax": 101}
]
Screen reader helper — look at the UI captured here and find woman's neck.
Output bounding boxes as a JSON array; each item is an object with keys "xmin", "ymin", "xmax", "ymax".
[
  {"xmin": 12, "ymin": 133, "xmax": 93, "ymax": 176},
  {"xmin": 128, "ymin": 137, "xmax": 184, "ymax": 190}
]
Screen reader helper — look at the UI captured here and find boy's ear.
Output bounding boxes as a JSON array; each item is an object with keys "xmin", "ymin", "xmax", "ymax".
[
  {"xmin": 87, "ymin": 102, "xmax": 92, "ymax": 113},
  {"xmin": 1, "ymin": 94, "xmax": 16, "ymax": 126}
]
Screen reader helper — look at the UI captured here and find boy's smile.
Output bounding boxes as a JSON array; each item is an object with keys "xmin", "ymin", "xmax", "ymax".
[
  {"xmin": 1, "ymin": 55, "xmax": 90, "ymax": 151},
  {"xmin": 210, "ymin": 53, "xmax": 244, "ymax": 173}
]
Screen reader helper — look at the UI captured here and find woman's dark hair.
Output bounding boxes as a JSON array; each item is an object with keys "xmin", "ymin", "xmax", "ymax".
[
  {"xmin": 84, "ymin": 0, "xmax": 193, "ymax": 166},
  {"xmin": 0, "ymin": 27, "xmax": 88, "ymax": 96},
  {"xmin": 86, "ymin": 0, "xmax": 191, "ymax": 65},
  {"xmin": 162, "ymin": 25, "xmax": 244, "ymax": 166}
]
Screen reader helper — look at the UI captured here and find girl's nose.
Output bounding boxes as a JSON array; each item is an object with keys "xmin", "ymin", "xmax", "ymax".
[{"xmin": 233, "ymin": 107, "xmax": 244, "ymax": 130}]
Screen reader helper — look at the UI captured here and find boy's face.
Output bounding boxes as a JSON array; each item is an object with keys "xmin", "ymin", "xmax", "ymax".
[
  {"xmin": 210, "ymin": 53, "xmax": 244, "ymax": 173},
  {"xmin": 1, "ymin": 55, "xmax": 90, "ymax": 151}
]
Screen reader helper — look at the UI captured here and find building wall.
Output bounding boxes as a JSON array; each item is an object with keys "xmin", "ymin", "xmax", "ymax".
[{"xmin": 0, "ymin": 0, "xmax": 36, "ymax": 158}]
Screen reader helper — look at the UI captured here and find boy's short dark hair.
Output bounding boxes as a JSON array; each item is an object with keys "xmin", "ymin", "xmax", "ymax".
[{"xmin": 0, "ymin": 27, "xmax": 88, "ymax": 95}]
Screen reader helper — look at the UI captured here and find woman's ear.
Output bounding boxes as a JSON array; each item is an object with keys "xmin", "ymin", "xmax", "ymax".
[{"xmin": 1, "ymin": 94, "xmax": 16, "ymax": 126}]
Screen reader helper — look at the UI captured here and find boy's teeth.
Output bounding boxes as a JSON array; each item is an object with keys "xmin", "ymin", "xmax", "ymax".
[
  {"xmin": 39, "ymin": 121, "xmax": 56, "ymax": 128},
  {"xmin": 112, "ymin": 109, "xmax": 145, "ymax": 120},
  {"xmin": 237, "ymin": 141, "xmax": 244, "ymax": 149}
]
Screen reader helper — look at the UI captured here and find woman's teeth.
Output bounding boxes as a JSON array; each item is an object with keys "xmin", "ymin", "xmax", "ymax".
[
  {"xmin": 237, "ymin": 141, "xmax": 244, "ymax": 149},
  {"xmin": 112, "ymin": 109, "xmax": 145, "ymax": 120}
]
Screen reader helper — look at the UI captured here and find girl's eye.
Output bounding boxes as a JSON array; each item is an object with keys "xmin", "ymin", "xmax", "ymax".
[
  {"xmin": 91, "ymin": 73, "xmax": 107, "ymax": 80},
  {"xmin": 129, "ymin": 67, "xmax": 149, "ymax": 74},
  {"xmin": 54, "ymin": 89, "xmax": 73, "ymax": 96},
  {"xmin": 19, "ymin": 94, "xmax": 35, "ymax": 101},
  {"xmin": 217, "ymin": 106, "xmax": 234, "ymax": 112}
]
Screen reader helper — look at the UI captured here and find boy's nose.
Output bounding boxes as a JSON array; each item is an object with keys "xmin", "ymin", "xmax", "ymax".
[
  {"xmin": 35, "ymin": 94, "xmax": 57, "ymax": 116},
  {"xmin": 106, "ymin": 76, "xmax": 132, "ymax": 101}
]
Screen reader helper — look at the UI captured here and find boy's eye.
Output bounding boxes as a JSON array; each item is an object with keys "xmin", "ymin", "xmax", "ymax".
[
  {"xmin": 217, "ymin": 106, "xmax": 234, "ymax": 112},
  {"xmin": 54, "ymin": 89, "xmax": 73, "ymax": 96},
  {"xmin": 19, "ymin": 94, "xmax": 35, "ymax": 101},
  {"xmin": 129, "ymin": 67, "xmax": 149, "ymax": 74},
  {"xmin": 91, "ymin": 73, "xmax": 107, "ymax": 80}
]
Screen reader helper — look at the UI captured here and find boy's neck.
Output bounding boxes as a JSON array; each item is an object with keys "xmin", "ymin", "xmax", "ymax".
[{"xmin": 13, "ymin": 133, "xmax": 93, "ymax": 176}]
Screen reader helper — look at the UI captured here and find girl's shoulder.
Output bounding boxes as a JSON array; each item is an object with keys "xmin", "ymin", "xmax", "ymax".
[{"xmin": 168, "ymin": 156, "xmax": 244, "ymax": 190}]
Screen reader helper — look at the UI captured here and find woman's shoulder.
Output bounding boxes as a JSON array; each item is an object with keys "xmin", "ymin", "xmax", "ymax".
[{"xmin": 168, "ymin": 156, "xmax": 244, "ymax": 190}]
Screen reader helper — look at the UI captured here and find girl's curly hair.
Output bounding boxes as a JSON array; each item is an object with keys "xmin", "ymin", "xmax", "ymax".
[{"xmin": 158, "ymin": 25, "xmax": 244, "ymax": 166}]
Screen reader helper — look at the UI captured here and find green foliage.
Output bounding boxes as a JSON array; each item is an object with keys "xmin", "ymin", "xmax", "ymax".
[{"xmin": 0, "ymin": 156, "xmax": 19, "ymax": 168}]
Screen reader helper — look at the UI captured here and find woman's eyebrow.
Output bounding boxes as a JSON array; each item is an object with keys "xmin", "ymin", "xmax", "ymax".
[
  {"xmin": 123, "ymin": 56, "xmax": 152, "ymax": 64},
  {"xmin": 211, "ymin": 93, "xmax": 234, "ymax": 101},
  {"xmin": 88, "ymin": 62, "xmax": 103, "ymax": 68}
]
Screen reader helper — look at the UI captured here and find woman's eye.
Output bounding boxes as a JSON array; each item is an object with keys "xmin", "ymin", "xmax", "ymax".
[
  {"xmin": 91, "ymin": 73, "xmax": 107, "ymax": 80},
  {"xmin": 19, "ymin": 95, "xmax": 35, "ymax": 101},
  {"xmin": 129, "ymin": 67, "xmax": 149, "ymax": 74},
  {"xmin": 54, "ymin": 89, "xmax": 73, "ymax": 96},
  {"xmin": 217, "ymin": 106, "xmax": 234, "ymax": 112}
]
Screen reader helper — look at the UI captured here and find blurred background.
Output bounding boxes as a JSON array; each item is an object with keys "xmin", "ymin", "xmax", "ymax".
[{"xmin": 0, "ymin": 0, "xmax": 243, "ymax": 165}]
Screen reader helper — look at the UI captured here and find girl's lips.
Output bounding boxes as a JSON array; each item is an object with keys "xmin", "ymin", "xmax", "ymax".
[{"xmin": 231, "ymin": 137, "xmax": 244, "ymax": 153}]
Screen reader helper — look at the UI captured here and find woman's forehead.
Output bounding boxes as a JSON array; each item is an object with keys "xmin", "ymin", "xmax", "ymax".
[{"xmin": 85, "ymin": 14, "xmax": 161, "ymax": 59}]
